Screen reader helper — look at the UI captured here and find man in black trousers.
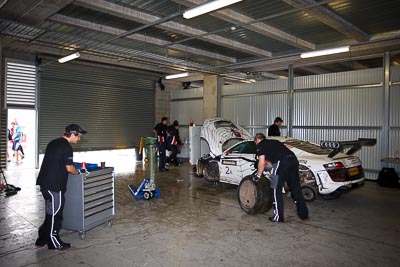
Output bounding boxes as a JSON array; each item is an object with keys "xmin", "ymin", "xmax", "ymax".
[
  {"xmin": 254, "ymin": 133, "xmax": 308, "ymax": 223},
  {"xmin": 35, "ymin": 124, "xmax": 87, "ymax": 250},
  {"xmin": 153, "ymin": 117, "xmax": 169, "ymax": 172}
]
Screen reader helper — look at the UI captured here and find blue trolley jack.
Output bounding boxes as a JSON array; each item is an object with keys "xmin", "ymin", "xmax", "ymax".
[{"xmin": 129, "ymin": 144, "xmax": 160, "ymax": 200}]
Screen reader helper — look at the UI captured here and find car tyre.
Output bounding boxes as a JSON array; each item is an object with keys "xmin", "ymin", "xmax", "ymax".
[
  {"xmin": 203, "ymin": 161, "xmax": 220, "ymax": 182},
  {"xmin": 301, "ymin": 185, "xmax": 317, "ymax": 202},
  {"xmin": 238, "ymin": 175, "xmax": 272, "ymax": 214}
]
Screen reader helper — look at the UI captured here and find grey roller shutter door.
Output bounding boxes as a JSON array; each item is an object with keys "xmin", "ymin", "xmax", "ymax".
[{"xmin": 39, "ymin": 63, "xmax": 154, "ymax": 152}]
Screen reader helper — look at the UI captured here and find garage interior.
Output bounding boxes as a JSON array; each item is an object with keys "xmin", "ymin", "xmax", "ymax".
[{"xmin": 0, "ymin": 0, "xmax": 399, "ymax": 266}]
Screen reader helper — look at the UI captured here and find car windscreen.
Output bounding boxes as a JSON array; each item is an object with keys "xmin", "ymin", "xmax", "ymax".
[
  {"xmin": 229, "ymin": 141, "xmax": 257, "ymax": 154},
  {"xmin": 285, "ymin": 139, "xmax": 332, "ymax": 155}
]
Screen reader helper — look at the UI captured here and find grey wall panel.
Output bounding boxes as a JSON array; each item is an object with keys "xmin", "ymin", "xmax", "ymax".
[
  {"xmin": 170, "ymin": 99, "xmax": 203, "ymax": 125},
  {"xmin": 171, "ymin": 87, "xmax": 203, "ymax": 100},
  {"xmin": 389, "ymin": 85, "xmax": 400, "ymax": 127},
  {"xmin": 388, "ymin": 129, "xmax": 400, "ymax": 173},
  {"xmin": 39, "ymin": 63, "xmax": 154, "ymax": 152},
  {"xmin": 252, "ymin": 93, "xmax": 288, "ymax": 127},
  {"xmin": 294, "ymin": 87, "xmax": 382, "ymax": 127},
  {"xmin": 221, "ymin": 96, "xmax": 252, "ymax": 126},
  {"xmin": 294, "ymin": 68, "xmax": 383, "ymax": 90},
  {"xmin": 222, "ymin": 79, "xmax": 287, "ymax": 96},
  {"xmin": 390, "ymin": 66, "xmax": 400, "ymax": 81}
]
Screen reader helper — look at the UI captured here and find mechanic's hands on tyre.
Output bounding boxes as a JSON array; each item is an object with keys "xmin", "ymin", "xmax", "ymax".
[{"xmin": 252, "ymin": 173, "xmax": 261, "ymax": 183}]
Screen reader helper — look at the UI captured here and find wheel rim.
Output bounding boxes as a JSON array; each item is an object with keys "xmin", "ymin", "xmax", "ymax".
[
  {"xmin": 239, "ymin": 180, "xmax": 257, "ymax": 208},
  {"xmin": 302, "ymin": 187, "xmax": 314, "ymax": 201}
]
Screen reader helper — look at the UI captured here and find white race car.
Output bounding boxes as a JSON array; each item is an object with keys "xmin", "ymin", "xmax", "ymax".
[{"xmin": 196, "ymin": 118, "xmax": 376, "ymax": 202}]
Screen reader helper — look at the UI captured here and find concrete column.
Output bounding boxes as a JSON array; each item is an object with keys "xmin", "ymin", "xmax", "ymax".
[
  {"xmin": 203, "ymin": 74, "xmax": 220, "ymax": 120},
  {"xmin": 287, "ymin": 64, "xmax": 294, "ymax": 137},
  {"xmin": 381, "ymin": 51, "xmax": 390, "ymax": 166}
]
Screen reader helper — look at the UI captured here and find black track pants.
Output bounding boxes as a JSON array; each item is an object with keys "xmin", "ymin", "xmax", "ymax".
[
  {"xmin": 271, "ymin": 158, "xmax": 309, "ymax": 221},
  {"xmin": 38, "ymin": 190, "xmax": 65, "ymax": 247}
]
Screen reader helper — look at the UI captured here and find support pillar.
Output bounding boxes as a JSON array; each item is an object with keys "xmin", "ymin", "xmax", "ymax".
[
  {"xmin": 203, "ymin": 74, "xmax": 221, "ymax": 120},
  {"xmin": 287, "ymin": 64, "xmax": 294, "ymax": 137},
  {"xmin": 381, "ymin": 51, "xmax": 390, "ymax": 166}
]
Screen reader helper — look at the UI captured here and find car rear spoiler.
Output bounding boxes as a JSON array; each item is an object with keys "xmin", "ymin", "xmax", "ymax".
[{"xmin": 320, "ymin": 138, "xmax": 377, "ymax": 158}]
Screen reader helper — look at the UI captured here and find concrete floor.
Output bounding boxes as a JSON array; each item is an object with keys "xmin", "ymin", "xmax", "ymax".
[{"xmin": 1, "ymin": 161, "xmax": 400, "ymax": 267}]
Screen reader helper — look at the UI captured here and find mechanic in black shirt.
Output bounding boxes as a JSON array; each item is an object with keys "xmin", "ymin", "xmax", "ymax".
[
  {"xmin": 166, "ymin": 120, "xmax": 182, "ymax": 166},
  {"xmin": 268, "ymin": 117, "xmax": 283, "ymax": 136},
  {"xmin": 153, "ymin": 117, "xmax": 169, "ymax": 172},
  {"xmin": 35, "ymin": 124, "xmax": 87, "ymax": 250},
  {"xmin": 254, "ymin": 133, "xmax": 308, "ymax": 223}
]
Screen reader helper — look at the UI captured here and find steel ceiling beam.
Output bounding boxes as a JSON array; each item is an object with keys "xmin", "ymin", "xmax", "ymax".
[
  {"xmin": 74, "ymin": 0, "xmax": 271, "ymax": 57},
  {"xmin": 171, "ymin": 0, "xmax": 315, "ymax": 50},
  {"xmin": 282, "ymin": 0, "xmax": 369, "ymax": 42},
  {"xmin": 0, "ymin": 0, "xmax": 74, "ymax": 26},
  {"xmin": 50, "ymin": 14, "xmax": 236, "ymax": 63}
]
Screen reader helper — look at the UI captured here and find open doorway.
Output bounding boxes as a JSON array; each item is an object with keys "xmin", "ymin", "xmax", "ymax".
[{"xmin": 7, "ymin": 109, "xmax": 37, "ymax": 170}]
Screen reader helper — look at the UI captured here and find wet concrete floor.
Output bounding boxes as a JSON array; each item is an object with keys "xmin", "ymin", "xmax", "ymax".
[{"xmin": 1, "ymin": 162, "xmax": 400, "ymax": 266}]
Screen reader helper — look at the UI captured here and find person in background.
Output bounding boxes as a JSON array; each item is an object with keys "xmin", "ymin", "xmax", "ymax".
[
  {"xmin": 35, "ymin": 124, "xmax": 87, "ymax": 250},
  {"xmin": 268, "ymin": 117, "xmax": 283, "ymax": 136},
  {"xmin": 11, "ymin": 121, "xmax": 25, "ymax": 161},
  {"xmin": 153, "ymin": 117, "xmax": 169, "ymax": 172},
  {"xmin": 166, "ymin": 120, "xmax": 182, "ymax": 167},
  {"xmin": 254, "ymin": 133, "xmax": 308, "ymax": 223}
]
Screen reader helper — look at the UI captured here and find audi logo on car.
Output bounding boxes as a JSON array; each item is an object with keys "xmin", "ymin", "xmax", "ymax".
[{"xmin": 320, "ymin": 141, "xmax": 341, "ymax": 149}]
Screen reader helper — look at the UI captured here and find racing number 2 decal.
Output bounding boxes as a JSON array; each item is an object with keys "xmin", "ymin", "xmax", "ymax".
[{"xmin": 225, "ymin": 166, "xmax": 233, "ymax": 174}]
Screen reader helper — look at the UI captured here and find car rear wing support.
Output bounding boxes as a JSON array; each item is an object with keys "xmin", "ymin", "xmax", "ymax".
[{"xmin": 320, "ymin": 138, "xmax": 377, "ymax": 158}]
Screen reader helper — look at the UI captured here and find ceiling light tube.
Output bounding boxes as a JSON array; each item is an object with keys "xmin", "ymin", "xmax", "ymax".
[
  {"xmin": 300, "ymin": 46, "xmax": 350, "ymax": 59},
  {"xmin": 183, "ymin": 0, "xmax": 243, "ymax": 19},
  {"xmin": 165, "ymin": 72, "xmax": 189, "ymax": 80},
  {"xmin": 58, "ymin": 52, "xmax": 80, "ymax": 63}
]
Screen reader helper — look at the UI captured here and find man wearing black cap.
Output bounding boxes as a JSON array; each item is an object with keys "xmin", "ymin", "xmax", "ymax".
[
  {"xmin": 268, "ymin": 117, "xmax": 283, "ymax": 136},
  {"xmin": 35, "ymin": 124, "xmax": 87, "ymax": 250}
]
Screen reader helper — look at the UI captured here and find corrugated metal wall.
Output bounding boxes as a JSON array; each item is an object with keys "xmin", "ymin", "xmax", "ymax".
[
  {"xmin": 221, "ymin": 79, "xmax": 288, "ymax": 136},
  {"xmin": 170, "ymin": 87, "xmax": 203, "ymax": 139},
  {"xmin": 389, "ymin": 67, "xmax": 400, "ymax": 173},
  {"xmin": 221, "ymin": 67, "xmax": 400, "ymax": 179},
  {"xmin": 39, "ymin": 62, "xmax": 154, "ymax": 152}
]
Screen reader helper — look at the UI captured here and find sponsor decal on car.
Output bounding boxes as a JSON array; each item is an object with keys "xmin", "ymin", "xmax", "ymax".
[{"xmin": 222, "ymin": 160, "xmax": 237, "ymax": 166}]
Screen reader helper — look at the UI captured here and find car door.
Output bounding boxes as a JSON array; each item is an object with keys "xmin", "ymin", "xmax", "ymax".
[{"xmin": 219, "ymin": 141, "xmax": 257, "ymax": 185}]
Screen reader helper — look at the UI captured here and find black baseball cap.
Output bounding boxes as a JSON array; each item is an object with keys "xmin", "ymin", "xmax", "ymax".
[{"xmin": 65, "ymin": 124, "xmax": 87, "ymax": 135}]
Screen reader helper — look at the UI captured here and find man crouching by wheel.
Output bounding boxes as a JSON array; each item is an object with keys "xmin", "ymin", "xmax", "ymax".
[{"xmin": 254, "ymin": 133, "xmax": 309, "ymax": 223}]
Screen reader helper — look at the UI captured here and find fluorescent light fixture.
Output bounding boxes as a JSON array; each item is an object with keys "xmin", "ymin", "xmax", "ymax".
[
  {"xmin": 165, "ymin": 72, "xmax": 189, "ymax": 80},
  {"xmin": 300, "ymin": 46, "xmax": 350, "ymax": 59},
  {"xmin": 183, "ymin": 0, "xmax": 243, "ymax": 19},
  {"xmin": 58, "ymin": 52, "xmax": 80, "ymax": 63}
]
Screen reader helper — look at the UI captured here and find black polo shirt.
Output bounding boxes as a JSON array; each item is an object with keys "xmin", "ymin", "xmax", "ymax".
[
  {"xmin": 154, "ymin": 123, "xmax": 167, "ymax": 139},
  {"xmin": 256, "ymin": 139, "xmax": 296, "ymax": 164},
  {"xmin": 36, "ymin": 137, "xmax": 74, "ymax": 192},
  {"xmin": 268, "ymin": 124, "xmax": 280, "ymax": 136}
]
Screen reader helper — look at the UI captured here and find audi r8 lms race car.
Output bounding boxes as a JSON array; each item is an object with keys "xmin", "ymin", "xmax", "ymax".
[{"xmin": 195, "ymin": 118, "xmax": 376, "ymax": 202}]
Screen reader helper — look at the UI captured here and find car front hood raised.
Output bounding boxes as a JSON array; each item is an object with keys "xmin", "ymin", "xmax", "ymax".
[{"xmin": 201, "ymin": 118, "xmax": 253, "ymax": 156}]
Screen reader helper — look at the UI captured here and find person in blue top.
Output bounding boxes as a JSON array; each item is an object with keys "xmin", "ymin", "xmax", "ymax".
[{"xmin": 11, "ymin": 121, "xmax": 25, "ymax": 161}]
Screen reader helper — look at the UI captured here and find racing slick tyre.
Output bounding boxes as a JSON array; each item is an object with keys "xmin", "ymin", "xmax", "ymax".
[
  {"xmin": 301, "ymin": 185, "xmax": 317, "ymax": 202},
  {"xmin": 238, "ymin": 175, "xmax": 272, "ymax": 214},
  {"xmin": 203, "ymin": 161, "xmax": 220, "ymax": 182}
]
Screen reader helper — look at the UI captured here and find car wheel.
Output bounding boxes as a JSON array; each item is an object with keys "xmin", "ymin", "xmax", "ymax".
[
  {"xmin": 301, "ymin": 185, "xmax": 317, "ymax": 202},
  {"xmin": 203, "ymin": 161, "xmax": 220, "ymax": 182},
  {"xmin": 238, "ymin": 175, "xmax": 272, "ymax": 214}
]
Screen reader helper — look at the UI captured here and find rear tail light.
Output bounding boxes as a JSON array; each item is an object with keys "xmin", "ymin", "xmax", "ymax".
[
  {"xmin": 324, "ymin": 161, "xmax": 344, "ymax": 170},
  {"xmin": 324, "ymin": 161, "xmax": 346, "ymax": 182}
]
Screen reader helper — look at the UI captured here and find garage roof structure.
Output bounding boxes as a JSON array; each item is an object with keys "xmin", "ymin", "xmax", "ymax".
[{"xmin": 1, "ymin": 0, "xmax": 399, "ymax": 82}]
